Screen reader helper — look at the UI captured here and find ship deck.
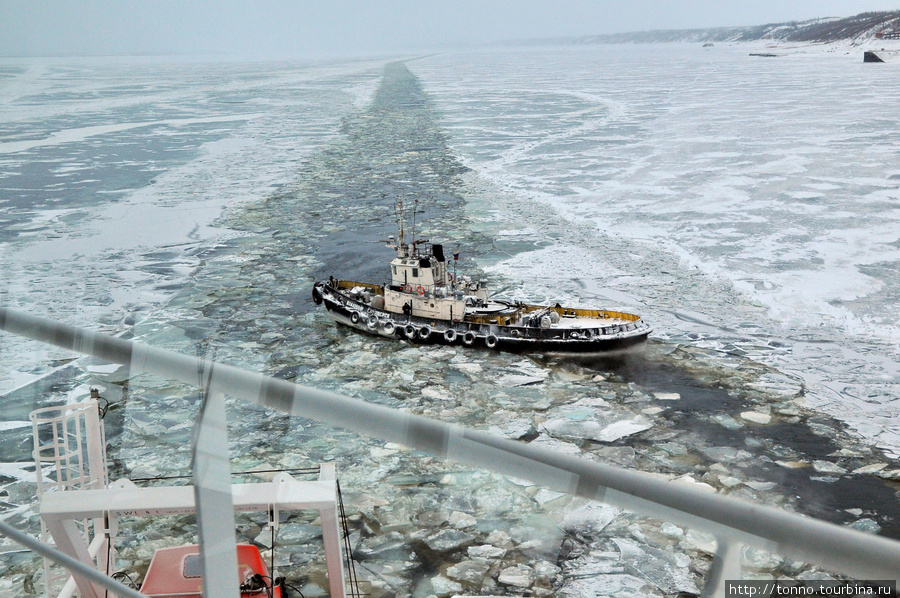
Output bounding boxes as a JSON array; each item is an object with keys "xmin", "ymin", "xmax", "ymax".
[{"xmin": 548, "ymin": 315, "xmax": 629, "ymax": 329}]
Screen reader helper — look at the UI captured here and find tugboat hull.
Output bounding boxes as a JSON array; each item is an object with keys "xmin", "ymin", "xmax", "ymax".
[{"xmin": 315, "ymin": 281, "xmax": 651, "ymax": 354}]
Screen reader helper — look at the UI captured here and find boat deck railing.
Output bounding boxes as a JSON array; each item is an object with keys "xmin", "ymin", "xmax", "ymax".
[{"xmin": 0, "ymin": 307, "xmax": 898, "ymax": 598}]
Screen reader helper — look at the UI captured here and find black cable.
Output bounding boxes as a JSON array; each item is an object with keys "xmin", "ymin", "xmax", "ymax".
[
  {"xmin": 110, "ymin": 571, "xmax": 139, "ymax": 589},
  {"xmin": 336, "ymin": 479, "xmax": 363, "ymax": 597},
  {"xmin": 104, "ymin": 513, "xmax": 112, "ymax": 598},
  {"xmin": 251, "ymin": 572, "xmax": 310, "ymax": 598},
  {"xmin": 277, "ymin": 578, "xmax": 306, "ymax": 598},
  {"xmin": 97, "ymin": 396, "xmax": 110, "ymax": 419},
  {"xmin": 238, "ymin": 573, "xmax": 270, "ymax": 595},
  {"xmin": 240, "ymin": 573, "xmax": 285, "ymax": 598},
  {"xmin": 129, "ymin": 467, "xmax": 321, "ymax": 483},
  {"xmin": 128, "ymin": 473, "xmax": 195, "ymax": 482},
  {"xmin": 270, "ymin": 521, "xmax": 275, "ymax": 598}
]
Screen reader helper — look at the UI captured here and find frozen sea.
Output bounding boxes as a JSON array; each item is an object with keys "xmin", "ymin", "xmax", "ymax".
[
  {"xmin": 411, "ymin": 43, "xmax": 900, "ymax": 457},
  {"xmin": 1, "ymin": 43, "xmax": 899, "ymax": 596}
]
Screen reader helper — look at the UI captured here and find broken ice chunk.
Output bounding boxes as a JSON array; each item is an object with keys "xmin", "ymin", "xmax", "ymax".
[
  {"xmin": 812, "ymin": 460, "xmax": 846, "ymax": 474},
  {"xmin": 561, "ymin": 501, "xmax": 619, "ymax": 535},
  {"xmin": 654, "ymin": 392, "xmax": 681, "ymax": 401},
  {"xmin": 740, "ymin": 411, "xmax": 771, "ymax": 424}
]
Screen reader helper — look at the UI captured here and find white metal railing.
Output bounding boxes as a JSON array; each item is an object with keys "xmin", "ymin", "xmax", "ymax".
[
  {"xmin": 30, "ymin": 400, "xmax": 109, "ymax": 597},
  {"xmin": 1, "ymin": 307, "xmax": 899, "ymax": 596}
]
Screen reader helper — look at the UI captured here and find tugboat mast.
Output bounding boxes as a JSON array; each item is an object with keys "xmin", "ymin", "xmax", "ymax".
[
  {"xmin": 391, "ymin": 199, "xmax": 409, "ymax": 258},
  {"xmin": 410, "ymin": 198, "xmax": 419, "ymax": 257},
  {"xmin": 391, "ymin": 198, "xmax": 430, "ymax": 260}
]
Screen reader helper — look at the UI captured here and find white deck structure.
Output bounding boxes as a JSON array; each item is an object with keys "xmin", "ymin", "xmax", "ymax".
[{"xmin": 29, "ymin": 398, "xmax": 347, "ymax": 598}]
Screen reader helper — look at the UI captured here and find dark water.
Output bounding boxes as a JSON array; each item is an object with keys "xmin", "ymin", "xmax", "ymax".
[{"xmin": 581, "ymin": 349, "xmax": 900, "ymax": 539}]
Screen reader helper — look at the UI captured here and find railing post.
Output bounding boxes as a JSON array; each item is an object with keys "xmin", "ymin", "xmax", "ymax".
[
  {"xmin": 192, "ymin": 388, "xmax": 240, "ymax": 598},
  {"xmin": 703, "ymin": 539, "xmax": 742, "ymax": 598},
  {"xmin": 319, "ymin": 463, "xmax": 347, "ymax": 598}
]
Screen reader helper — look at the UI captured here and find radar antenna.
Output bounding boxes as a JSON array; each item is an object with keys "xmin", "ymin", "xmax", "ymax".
[{"xmin": 410, "ymin": 198, "xmax": 419, "ymax": 257}]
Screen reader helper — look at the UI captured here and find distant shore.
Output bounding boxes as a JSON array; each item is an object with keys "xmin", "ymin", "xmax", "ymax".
[{"xmin": 509, "ymin": 10, "xmax": 900, "ymax": 48}]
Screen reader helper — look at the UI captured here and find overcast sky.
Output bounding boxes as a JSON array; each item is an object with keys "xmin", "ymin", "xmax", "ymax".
[{"xmin": 2, "ymin": 1, "xmax": 899, "ymax": 59}]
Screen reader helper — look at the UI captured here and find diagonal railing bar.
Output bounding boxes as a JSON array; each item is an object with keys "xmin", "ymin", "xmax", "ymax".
[
  {"xmin": 1, "ymin": 307, "xmax": 898, "ymax": 583},
  {"xmin": 0, "ymin": 519, "xmax": 145, "ymax": 598}
]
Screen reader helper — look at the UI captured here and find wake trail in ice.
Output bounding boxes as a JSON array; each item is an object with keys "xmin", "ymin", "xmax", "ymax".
[{"xmin": 481, "ymin": 90, "xmax": 625, "ymax": 174}]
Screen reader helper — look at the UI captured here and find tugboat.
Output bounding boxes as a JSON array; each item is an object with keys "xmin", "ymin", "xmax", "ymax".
[{"xmin": 312, "ymin": 202, "xmax": 651, "ymax": 353}]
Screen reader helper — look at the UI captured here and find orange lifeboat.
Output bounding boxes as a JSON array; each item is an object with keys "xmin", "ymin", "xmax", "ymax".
[{"xmin": 140, "ymin": 544, "xmax": 281, "ymax": 597}]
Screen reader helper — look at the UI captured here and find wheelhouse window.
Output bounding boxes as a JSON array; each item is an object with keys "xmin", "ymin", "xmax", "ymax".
[{"xmin": 412, "ymin": 268, "xmax": 418, "ymax": 277}]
